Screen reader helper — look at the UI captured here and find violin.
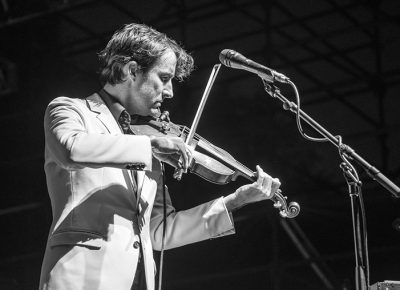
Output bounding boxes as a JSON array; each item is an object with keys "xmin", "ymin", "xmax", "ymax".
[{"xmin": 130, "ymin": 111, "xmax": 300, "ymax": 218}]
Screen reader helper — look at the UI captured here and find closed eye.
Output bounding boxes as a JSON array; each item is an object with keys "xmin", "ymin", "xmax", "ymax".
[{"xmin": 160, "ymin": 74, "xmax": 173, "ymax": 83}]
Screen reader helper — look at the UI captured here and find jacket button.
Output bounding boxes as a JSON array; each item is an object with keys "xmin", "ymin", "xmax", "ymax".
[{"xmin": 133, "ymin": 241, "xmax": 140, "ymax": 249}]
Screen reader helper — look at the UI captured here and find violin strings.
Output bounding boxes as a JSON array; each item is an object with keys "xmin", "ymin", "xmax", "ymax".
[{"xmin": 179, "ymin": 125, "xmax": 254, "ymax": 176}]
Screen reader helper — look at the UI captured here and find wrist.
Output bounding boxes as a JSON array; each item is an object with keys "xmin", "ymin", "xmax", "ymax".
[{"xmin": 224, "ymin": 192, "xmax": 244, "ymax": 212}]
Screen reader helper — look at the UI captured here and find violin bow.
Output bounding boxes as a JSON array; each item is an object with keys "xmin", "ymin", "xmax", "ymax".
[{"xmin": 174, "ymin": 64, "xmax": 222, "ymax": 180}]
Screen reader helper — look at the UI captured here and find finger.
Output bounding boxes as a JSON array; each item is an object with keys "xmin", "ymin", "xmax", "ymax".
[
  {"xmin": 177, "ymin": 158, "xmax": 183, "ymax": 169},
  {"xmin": 169, "ymin": 137, "xmax": 187, "ymax": 171},
  {"xmin": 255, "ymin": 165, "xmax": 264, "ymax": 187},
  {"xmin": 262, "ymin": 174, "xmax": 272, "ymax": 193},
  {"xmin": 186, "ymin": 146, "xmax": 194, "ymax": 155},
  {"xmin": 179, "ymin": 144, "xmax": 189, "ymax": 173},
  {"xmin": 271, "ymin": 178, "xmax": 281, "ymax": 194},
  {"xmin": 186, "ymin": 146, "xmax": 194, "ymax": 163},
  {"xmin": 173, "ymin": 168, "xmax": 184, "ymax": 179},
  {"xmin": 257, "ymin": 165, "xmax": 272, "ymax": 190}
]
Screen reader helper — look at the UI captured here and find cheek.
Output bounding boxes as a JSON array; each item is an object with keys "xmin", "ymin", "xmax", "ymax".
[
  {"xmin": 137, "ymin": 84, "xmax": 152, "ymax": 100},
  {"xmin": 152, "ymin": 81, "xmax": 163, "ymax": 94},
  {"xmin": 142, "ymin": 79, "xmax": 162, "ymax": 95},
  {"xmin": 148, "ymin": 76, "xmax": 163, "ymax": 92}
]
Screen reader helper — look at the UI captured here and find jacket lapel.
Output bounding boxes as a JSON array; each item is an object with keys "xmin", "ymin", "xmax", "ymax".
[
  {"xmin": 86, "ymin": 93, "xmax": 121, "ymax": 134},
  {"xmin": 86, "ymin": 93, "xmax": 140, "ymax": 206}
]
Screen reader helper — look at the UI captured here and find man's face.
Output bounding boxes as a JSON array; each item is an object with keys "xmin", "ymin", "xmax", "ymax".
[{"xmin": 127, "ymin": 49, "xmax": 176, "ymax": 117}]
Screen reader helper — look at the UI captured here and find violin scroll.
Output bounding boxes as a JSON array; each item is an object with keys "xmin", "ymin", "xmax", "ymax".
[{"xmin": 272, "ymin": 189, "xmax": 300, "ymax": 218}]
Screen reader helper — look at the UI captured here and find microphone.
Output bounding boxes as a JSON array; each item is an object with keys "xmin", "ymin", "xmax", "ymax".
[{"xmin": 219, "ymin": 49, "xmax": 290, "ymax": 83}]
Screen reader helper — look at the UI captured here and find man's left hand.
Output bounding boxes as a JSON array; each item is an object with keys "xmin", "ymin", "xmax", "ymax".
[{"xmin": 223, "ymin": 165, "xmax": 281, "ymax": 211}]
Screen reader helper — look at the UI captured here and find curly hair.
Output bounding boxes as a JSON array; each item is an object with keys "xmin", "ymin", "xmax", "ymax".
[{"xmin": 98, "ymin": 23, "xmax": 194, "ymax": 85}]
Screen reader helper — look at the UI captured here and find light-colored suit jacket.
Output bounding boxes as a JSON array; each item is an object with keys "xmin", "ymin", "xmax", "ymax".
[{"xmin": 39, "ymin": 93, "xmax": 235, "ymax": 290}]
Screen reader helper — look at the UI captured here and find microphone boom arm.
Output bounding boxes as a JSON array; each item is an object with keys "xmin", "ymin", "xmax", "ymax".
[{"xmin": 262, "ymin": 81, "xmax": 400, "ymax": 198}]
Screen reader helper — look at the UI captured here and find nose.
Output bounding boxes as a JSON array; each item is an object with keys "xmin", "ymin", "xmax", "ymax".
[
  {"xmin": 162, "ymin": 90, "xmax": 173, "ymax": 99},
  {"xmin": 162, "ymin": 81, "xmax": 173, "ymax": 99}
]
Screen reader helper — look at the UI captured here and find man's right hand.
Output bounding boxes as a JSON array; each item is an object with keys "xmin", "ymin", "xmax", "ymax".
[{"xmin": 149, "ymin": 136, "xmax": 192, "ymax": 172}]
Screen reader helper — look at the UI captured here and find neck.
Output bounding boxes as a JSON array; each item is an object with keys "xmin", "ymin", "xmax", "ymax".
[
  {"xmin": 103, "ymin": 83, "xmax": 136, "ymax": 114},
  {"xmin": 103, "ymin": 83, "xmax": 125, "ymax": 102}
]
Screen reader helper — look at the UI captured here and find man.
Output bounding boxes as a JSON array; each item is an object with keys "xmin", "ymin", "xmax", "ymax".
[{"xmin": 40, "ymin": 23, "xmax": 281, "ymax": 290}]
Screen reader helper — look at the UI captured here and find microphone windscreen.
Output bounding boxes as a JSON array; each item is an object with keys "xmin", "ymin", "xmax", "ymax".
[{"xmin": 219, "ymin": 49, "xmax": 235, "ymax": 67}]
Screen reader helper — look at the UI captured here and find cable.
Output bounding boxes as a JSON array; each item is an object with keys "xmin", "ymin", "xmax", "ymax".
[
  {"xmin": 288, "ymin": 80, "xmax": 329, "ymax": 143},
  {"xmin": 157, "ymin": 163, "xmax": 167, "ymax": 290}
]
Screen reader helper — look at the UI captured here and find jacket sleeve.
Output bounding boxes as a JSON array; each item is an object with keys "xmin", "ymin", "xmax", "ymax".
[
  {"xmin": 44, "ymin": 96, "xmax": 152, "ymax": 170},
  {"xmin": 150, "ymin": 163, "xmax": 235, "ymax": 251}
]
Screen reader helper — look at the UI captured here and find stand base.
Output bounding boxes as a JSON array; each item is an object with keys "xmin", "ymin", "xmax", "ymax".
[{"xmin": 370, "ymin": 281, "xmax": 400, "ymax": 290}]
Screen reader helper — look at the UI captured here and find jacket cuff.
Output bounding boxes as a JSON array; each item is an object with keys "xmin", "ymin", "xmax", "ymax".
[
  {"xmin": 124, "ymin": 135, "xmax": 152, "ymax": 171},
  {"xmin": 203, "ymin": 197, "xmax": 235, "ymax": 238}
]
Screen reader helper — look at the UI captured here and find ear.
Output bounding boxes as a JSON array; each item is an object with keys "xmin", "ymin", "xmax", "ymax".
[{"xmin": 124, "ymin": 61, "xmax": 139, "ymax": 80}]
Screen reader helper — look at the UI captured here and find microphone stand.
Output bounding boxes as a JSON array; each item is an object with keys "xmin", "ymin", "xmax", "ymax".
[
  {"xmin": 262, "ymin": 81, "xmax": 400, "ymax": 290},
  {"xmin": 340, "ymin": 161, "xmax": 369, "ymax": 290}
]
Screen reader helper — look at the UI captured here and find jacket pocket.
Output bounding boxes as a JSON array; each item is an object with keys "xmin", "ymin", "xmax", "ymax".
[{"xmin": 49, "ymin": 229, "xmax": 105, "ymax": 249}]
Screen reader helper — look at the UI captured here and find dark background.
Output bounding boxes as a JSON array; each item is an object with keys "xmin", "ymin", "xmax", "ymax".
[{"xmin": 0, "ymin": 0, "xmax": 399, "ymax": 289}]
